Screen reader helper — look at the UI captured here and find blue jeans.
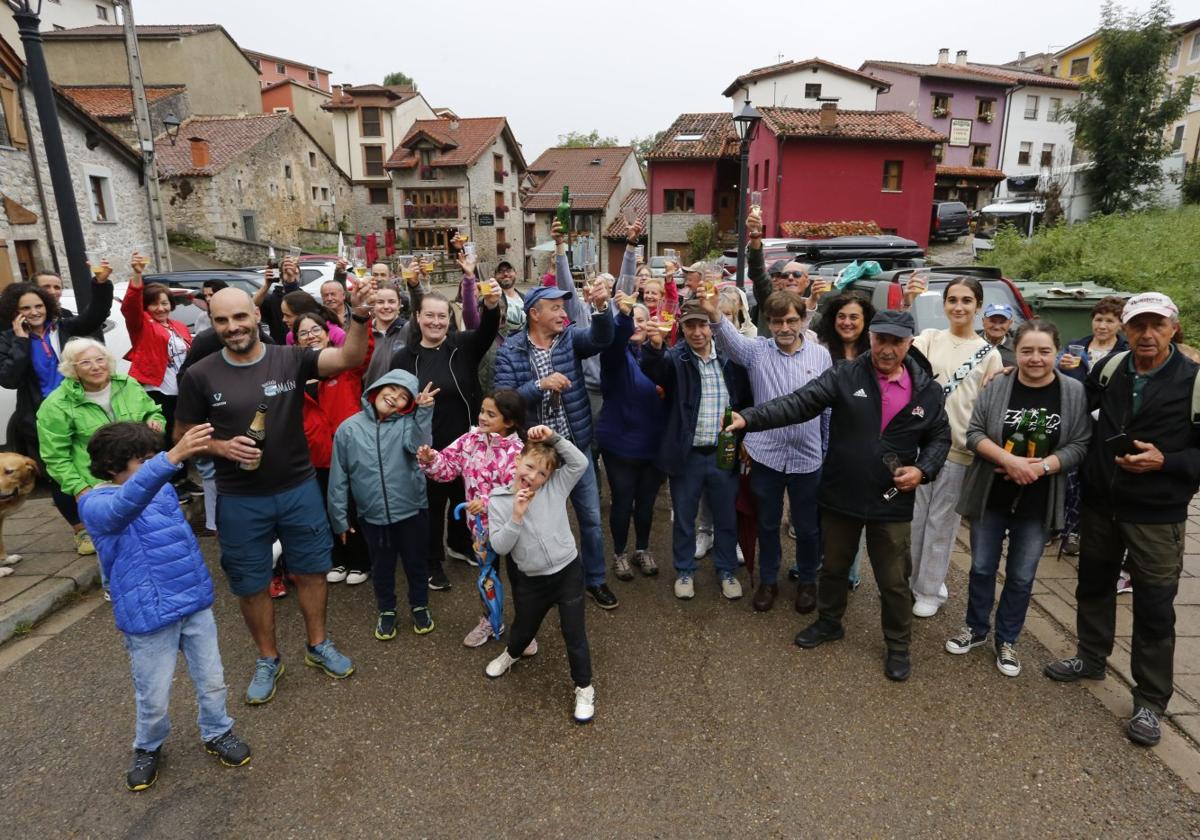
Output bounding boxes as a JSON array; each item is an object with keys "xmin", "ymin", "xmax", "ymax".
[
  {"xmin": 966, "ymin": 510, "xmax": 1049, "ymax": 644},
  {"xmin": 122, "ymin": 608, "xmax": 233, "ymax": 751},
  {"xmin": 669, "ymin": 449, "xmax": 739, "ymax": 578},
  {"xmin": 749, "ymin": 462, "xmax": 821, "ymax": 585},
  {"xmin": 570, "ymin": 451, "xmax": 606, "ymax": 587}
]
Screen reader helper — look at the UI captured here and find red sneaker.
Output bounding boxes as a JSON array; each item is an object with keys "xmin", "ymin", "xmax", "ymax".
[{"xmin": 269, "ymin": 576, "xmax": 287, "ymax": 599}]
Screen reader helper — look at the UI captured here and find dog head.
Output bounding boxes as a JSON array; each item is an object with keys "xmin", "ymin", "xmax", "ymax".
[{"xmin": 0, "ymin": 453, "xmax": 38, "ymax": 502}]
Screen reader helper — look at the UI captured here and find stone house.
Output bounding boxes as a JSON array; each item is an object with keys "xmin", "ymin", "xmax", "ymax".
[
  {"xmin": 386, "ymin": 116, "xmax": 526, "ymax": 274},
  {"xmin": 722, "ymin": 57, "xmax": 888, "ymax": 112},
  {"xmin": 155, "ymin": 113, "xmax": 350, "ymax": 258},
  {"xmin": 260, "ymin": 79, "xmax": 334, "ymax": 160},
  {"xmin": 58, "ymin": 84, "xmax": 190, "ymax": 151}
]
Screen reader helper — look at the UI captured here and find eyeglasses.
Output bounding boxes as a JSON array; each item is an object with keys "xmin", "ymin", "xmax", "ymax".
[
  {"xmin": 74, "ymin": 359, "xmax": 109, "ymax": 370},
  {"xmin": 296, "ymin": 328, "xmax": 326, "ymax": 339}
]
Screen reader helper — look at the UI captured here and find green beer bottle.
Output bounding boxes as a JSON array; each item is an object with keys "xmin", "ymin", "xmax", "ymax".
[
  {"xmin": 716, "ymin": 407, "xmax": 737, "ymax": 470},
  {"xmin": 556, "ymin": 186, "xmax": 571, "ymax": 236},
  {"xmin": 1003, "ymin": 409, "xmax": 1028, "ymax": 455},
  {"xmin": 1028, "ymin": 408, "xmax": 1049, "ymax": 459}
]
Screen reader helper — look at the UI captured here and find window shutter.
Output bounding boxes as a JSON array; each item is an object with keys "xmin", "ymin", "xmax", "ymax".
[{"xmin": 0, "ymin": 77, "xmax": 27, "ymax": 149}]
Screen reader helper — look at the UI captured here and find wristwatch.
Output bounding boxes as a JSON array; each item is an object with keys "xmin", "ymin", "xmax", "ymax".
[{"xmin": 1042, "ymin": 461, "xmax": 1051, "ymax": 475}]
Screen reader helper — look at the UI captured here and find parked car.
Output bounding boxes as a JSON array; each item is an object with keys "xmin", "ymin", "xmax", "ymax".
[
  {"xmin": 972, "ymin": 201, "xmax": 1045, "ymax": 254},
  {"xmin": 141, "ymin": 269, "xmax": 264, "ymax": 334},
  {"xmin": 243, "ymin": 256, "xmax": 337, "ymax": 299},
  {"xmin": 930, "ymin": 200, "xmax": 970, "ymax": 241},
  {"xmin": 722, "ymin": 235, "xmax": 925, "ymax": 282},
  {"xmin": 647, "ymin": 256, "xmax": 668, "ymax": 278}
]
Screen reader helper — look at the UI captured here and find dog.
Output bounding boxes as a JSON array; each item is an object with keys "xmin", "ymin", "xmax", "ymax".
[{"xmin": 0, "ymin": 453, "xmax": 38, "ymax": 577}]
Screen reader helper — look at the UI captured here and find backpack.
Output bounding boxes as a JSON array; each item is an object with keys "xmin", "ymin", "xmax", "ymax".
[{"xmin": 1097, "ymin": 350, "xmax": 1200, "ymax": 423}]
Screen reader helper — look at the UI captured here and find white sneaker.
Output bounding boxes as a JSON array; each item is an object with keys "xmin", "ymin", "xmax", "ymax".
[
  {"xmin": 573, "ymin": 684, "xmax": 595, "ymax": 724},
  {"xmin": 345, "ymin": 570, "xmax": 368, "ymax": 585},
  {"xmin": 523, "ymin": 638, "xmax": 538, "ymax": 657},
  {"xmin": 326, "ymin": 566, "xmax": 348, "ymax": 583},
  {"xmin": 694, "ymin": 532, "xmax": 713, "ymax": 559},
  {"xmin": 720, "ymin": 575, "xmax": 743, "ymax": 600},
  {"xmin": 912, "ymin": 597, "xmax": 940, "ymax": 618},
  {"xmin": 674, "ymin": 575, "xmax": 695, "ymax": 600},
  {"xmin": 485, "ymin": 649, "xmax": 517, "ymax": 678}
]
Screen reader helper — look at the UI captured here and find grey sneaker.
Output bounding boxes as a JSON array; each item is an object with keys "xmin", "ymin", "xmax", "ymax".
[
  {"xmin": 1127, "ymin": 706, "xmax": 1162, "ymax": 747},
  {"xmin": 305, "ymin": 638, "xmax": 354, "ymax": 679},
  {"xmin": 1043, "ymin": 656, "xmax": 1105, "ymax": 682},
  {"xmin": 674, "ymin": 575, "xmax": 695, "ymax": 600},
  {"xmin": 633, "ymin": 550, "xmax": 658, "ymax": 576},
  {"xmin": 246, "ymin": 657, "xmax": 284, "ymax": 705},
  {"xmin": 613, "ymin": 553, "xmax": 634, "ymax": 581}
]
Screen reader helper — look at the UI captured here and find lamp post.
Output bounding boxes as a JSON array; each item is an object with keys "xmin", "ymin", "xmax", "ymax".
[
  {"xmin": 162, "ymin": 112, "xmax": 182, "ymax": 145},
  {"xmin": 403, "ymin": 198, "xmax": 415, "ymax": 254},
  {"xmin": 8, "ymin": 0, "xmax": 92, "ymax": 307},
  {"xmin": 731, "ymin": 98, "xmax": 761, "ymax": 291}
]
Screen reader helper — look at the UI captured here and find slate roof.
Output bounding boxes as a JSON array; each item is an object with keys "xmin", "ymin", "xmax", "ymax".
[
  {"xmin": 59, "ymin": 85, "xmax": 185, "ymax": 120},
  {"xmin": 758, "ymin": 107, "xmax": 945, "ymax": 143},
  {"xmin": 521, "ymin": 146, "xmax": 635, "ymax": 211},
  {"xmin": 155, "ymin": 113, "xmax": 289, "ymax": 177},
  {"xmin": 646, "ymin": 113, "xmax": 739, "ymax": 161},
  {"xmin": 722, "ymin": 57, "xmax": 891, "ymax": 97},
  {"xmin": 604, "ymin": 189, "xmax": 648, "ymax": 239}
]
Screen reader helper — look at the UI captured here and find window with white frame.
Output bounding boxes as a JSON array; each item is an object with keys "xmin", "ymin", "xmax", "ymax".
[
  {"xmin": 1018, "ymin": 141, "xmax": 1032, "ymax": 166},
  {"xmin": 1173, "ymin": 124, "xmax": 1186, "ymax": 151},
  {"xmin": 95, "ymin": 5, "xmax": 108, "ymax": 20},
  {"xmin": 1048, "ymin": 97, "xmax": 1063, "ymax": 121},
  {"xmin": 1024, "ymin": 95, "xmax": 1039, "ymax": 119},
  {"xmin": 84, "ymin": 166, "xmax": 116, "ymax": 223},
  {"xmin": 1040, "ymin": 143, "xmax": 1055, "ymax": 167},
  {"xmin": 1191, "ymin": 33, "xmax": 1200, "ymax": 63}
]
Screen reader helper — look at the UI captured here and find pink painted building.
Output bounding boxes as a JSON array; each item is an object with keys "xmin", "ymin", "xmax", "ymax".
[{"xmin": 243, "ymin": 48, "xmax": 330, "ymax": 92}]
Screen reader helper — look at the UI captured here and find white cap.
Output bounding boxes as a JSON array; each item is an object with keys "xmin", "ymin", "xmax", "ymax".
[{"xmin": 1122, "ymin": 292, "xmax": 1178, "ymax": 324}]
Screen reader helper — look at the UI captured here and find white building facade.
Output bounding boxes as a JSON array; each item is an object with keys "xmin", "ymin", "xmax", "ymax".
[
  {"xmin": 994, "ymin": 82, "xmax": 1081, "ymax": 208},
  {"xmin": 722, "ymin": 58, "xmax": 888, "ymax": 111}
]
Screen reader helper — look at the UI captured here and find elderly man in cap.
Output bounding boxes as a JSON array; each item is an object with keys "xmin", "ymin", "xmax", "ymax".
[
  {"xmin": 1045, "ymin": 292, "xmax": 1200, "ymax": 747},
  {"xmin": 978, "ymin": 302, "xmax": 1017, "ymax": 367},
  {"xmin": 726, "ymin": 310, "xmax": 950, "ymax": 681},
  {"xmin": 493, "ymin": 279, "xmax": 619, "ymax": 609}
]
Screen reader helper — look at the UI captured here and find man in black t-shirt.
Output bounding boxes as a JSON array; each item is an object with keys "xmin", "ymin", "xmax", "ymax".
[{"xmin": 175, "ymin": 283, "xmax": 372, "ymax": 705}]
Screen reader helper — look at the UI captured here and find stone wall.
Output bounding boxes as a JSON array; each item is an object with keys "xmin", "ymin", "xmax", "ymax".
[
  {"xmin": 348, "ymin": 184, "xmax": 394, "ymax": 238},
  {"xmin": 297, "ymin": 227, "xmax": 342, "ymax": 253},
  {"xmin": 649, "ymin": 211, "xmax": 707, "ymax": 256},
  {"xmin": 214, "ymin": 235, "xmax": 271, "ymax": 266}
]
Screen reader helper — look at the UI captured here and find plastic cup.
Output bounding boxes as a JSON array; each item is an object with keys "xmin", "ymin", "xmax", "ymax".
[{"xmin": 288, "ymin": 246, "xmax": 302, "ymax": 261}]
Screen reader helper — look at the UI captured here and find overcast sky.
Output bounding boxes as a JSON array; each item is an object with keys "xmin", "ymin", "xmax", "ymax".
[{"xmin": 134, "ymin": 0, "xmax": 1195, "ymax": 161}]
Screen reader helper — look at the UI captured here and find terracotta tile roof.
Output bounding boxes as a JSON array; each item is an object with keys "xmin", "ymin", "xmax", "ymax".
[
  {"xmin": 45, "ymin": 24, "xmax": 224, "ymax": 39},
  {"xmin": 521, "ymin": 146, "xmax": 635, "ymax": 211},
  {"xmin": 156, "ymin": 113, "xmax": 290, "ymax": 177},
  {"xmin": 385, "ymin": 116, "xmax": 514, "ymax": 170},
  {"xmin": 759, "ymin": 107, "xmax": 945, "ymax": 143},
  {"xmin": 861, "ymin": 60, "xmax": 1080, "ymax": 90},
  {"xmin": 604, "ymin": 189, "xmax": 647, "ymax": 238},
  {"xmin": 646, "ymin": 113, "xmax": 739, "ymax": 161},
  {"xmin": 936, "ymin": 165, "xmax": 1006, "ymax": 180},
  {"xmin": 722, "ymin": 57, "xmax": 891, "ymax": 97},
  {"xmin": 59, "ymin": 85, "xmax": 184, "ymax": 120},
  {"xmin": 324, "ymin": 84, "xmax": 420, "ymax": 110}
]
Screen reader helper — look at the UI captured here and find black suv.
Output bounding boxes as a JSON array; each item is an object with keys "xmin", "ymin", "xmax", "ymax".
[
  {"xmin": 723, "ymin": 235, "xmax": 925, "ymax": 281},
  {"xmin": 930, "ymin": 200, "xmax": 970, "ymax": 241}
]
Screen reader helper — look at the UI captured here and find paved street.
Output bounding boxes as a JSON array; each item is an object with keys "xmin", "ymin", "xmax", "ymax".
[{"xmin": 4, "ymin": 491, "xmax": 1200, "ymax": 838}]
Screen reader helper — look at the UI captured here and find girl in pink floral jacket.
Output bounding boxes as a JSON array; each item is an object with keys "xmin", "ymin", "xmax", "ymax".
[{"xmin": 418, "ymin": 390, "xmax": 528, "ymax": 648}]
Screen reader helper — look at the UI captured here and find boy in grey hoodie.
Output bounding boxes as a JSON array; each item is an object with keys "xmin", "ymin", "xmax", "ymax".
[{"xmin": 485, "ymin": 426, "xmax": 596, "ymax": 723}]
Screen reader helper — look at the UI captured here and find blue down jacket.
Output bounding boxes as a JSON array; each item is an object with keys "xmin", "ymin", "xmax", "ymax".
[{"xmin": 78, "ymin": 452, "xmax": 213, "ymax": 635}]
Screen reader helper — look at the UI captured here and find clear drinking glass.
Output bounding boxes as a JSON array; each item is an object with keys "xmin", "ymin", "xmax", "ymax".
[{"xmin": 750, "ymin": 191, "xmax": 763, "ymax": 214}]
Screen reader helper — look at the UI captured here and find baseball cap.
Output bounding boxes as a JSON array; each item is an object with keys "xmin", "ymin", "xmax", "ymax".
[
  {"xmin": 869, "ymin": 310, "xmax": 916, "ymax": 338},
  {"xmin": 496, "ymin": 260, "xmax": 514, "ymax": 272},
  {"xmin": 523, "ymin": 286, "xmax": 570, "ymax": 312},
  {"xmin": 983, "ymin": 302, "xmax": 1015, "ymax": 320},
  {"xmin": 768, "ymin": 259, "xmax": 789, "ymax": 276},
  {"xmin": 683, "ymin": 261, "xmax": 706, "ymax": 274},
  {"xmin": 678, "ymin": 299, "xmax": 710, "ymax": 323},
  {"xmin": 1122, "ymin": 292, "xmax": 1177, "ymax": 324}
]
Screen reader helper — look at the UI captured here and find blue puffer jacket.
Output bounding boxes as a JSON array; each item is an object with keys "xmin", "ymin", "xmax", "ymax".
[
  {"xmin": 78, "ymin": 452, "xmax": 213, "ymax": 635},
  {"xmin": 493, "ymin": 309, "xmax": 614, "ymax": 450},
  {"xmin": 596, "ymin": 310, "xmax": 666, "ymax": 461},
  {"xmin": 327, "ymin": 369, "xmax": 433, "ymax": 531}
]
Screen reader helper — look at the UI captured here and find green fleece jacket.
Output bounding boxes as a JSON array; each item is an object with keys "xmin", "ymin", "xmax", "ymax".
[{"xmin": 36, "ymin": 374, "xmax": 165, "ymax": 497}]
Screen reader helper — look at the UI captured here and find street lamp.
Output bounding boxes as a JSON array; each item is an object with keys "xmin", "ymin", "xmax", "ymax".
[
  {"xmin": 403, "ymin": 198, "xmax": 415, "ymax": 253},
  {"xmin": 162, "ymin": 111, "xmax": 182, "ymax": 145},
  {"xmin": 732, "ymin": 98, "xmax": 761, "ymax": 290},
  {"xmin": 7, "ymin": 0, "xmax": 93, "ymax": 306}
]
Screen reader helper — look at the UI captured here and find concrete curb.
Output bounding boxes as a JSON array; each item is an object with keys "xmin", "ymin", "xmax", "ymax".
[{"xmin": 0, "ymin": 564, "xmax": 100, "ymax": 645}]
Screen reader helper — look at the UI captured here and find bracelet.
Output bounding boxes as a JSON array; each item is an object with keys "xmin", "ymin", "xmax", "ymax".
[{"xmin": 350, "ymin": 312, "xmax": 370, "ymax": 324}]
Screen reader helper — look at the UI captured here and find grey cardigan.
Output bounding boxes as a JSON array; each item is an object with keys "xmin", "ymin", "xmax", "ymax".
[{"xmin": 956, "ymin": 370, "xmax": 1092, "ymax": 531}]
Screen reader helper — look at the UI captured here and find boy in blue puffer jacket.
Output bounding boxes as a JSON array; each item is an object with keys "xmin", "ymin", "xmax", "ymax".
[
  {"xmin": 328, "ymin": 369, "xmax": 437, "ymax": 640},
  {"xmin": 78, "ymin": 421, "xmax": 250, "ymax": 793}
]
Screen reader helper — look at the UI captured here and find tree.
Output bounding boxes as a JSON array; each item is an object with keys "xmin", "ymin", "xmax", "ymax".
[
  {"xmin": 630, "ymin": 131, "xmax": 664, "ymax": 175},
  {"xmin": 382, "ymin": 71, "xmax": 417, "ymax": 90},
  {"xmin": 557, "ymin": 130, "xmax": 618, "ymax": 148},
  {"xmin": 1070, "ymin": 0, "xmax": 1195, "ymax": 213},
  {"xmin": 686, "ymin": 220, "xmax": 722, "ymax": 261}
]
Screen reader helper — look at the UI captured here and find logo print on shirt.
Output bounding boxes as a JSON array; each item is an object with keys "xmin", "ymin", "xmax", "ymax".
[
  {"xmin": 262, "ymin": 379, "xmax": 296, "ymax": 397},
  {"xmin": 853, "ymin": 388, "xmax": 868, "ymax": 398},
  {"xmin": 911, "ymin": 406, "xmax": 925, "ymax": 418}
]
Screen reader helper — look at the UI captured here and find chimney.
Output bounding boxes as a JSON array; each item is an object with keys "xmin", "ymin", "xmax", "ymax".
[
  {"xmin": 819, "ymin": 101, "xmax": 838, "ymax": 131},
  {"xmin": 188, "ymin": 137, "xmax": 210, "ymax": 169},
  {"xmin": 332, "ymin": 84, "xmax": 342, "ymax": 100},
  {"xmin": 937, "ymin": 47, "xmax": 950, "ymax": 64},
  {"xmin": 956, "ymin": 50, "xmax": 968, "ymax": 66},
  {"xmin": 1017, "ymin": 50, "xmax": 1026, "ymax": 62}
]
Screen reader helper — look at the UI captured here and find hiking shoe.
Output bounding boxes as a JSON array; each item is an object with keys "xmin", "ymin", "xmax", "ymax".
[
  {"xmin": 613, "ymin": 553, "xmax": 634, "ymax": 581},
  {"xmin": 326, "ymin": 566, "xmax": 348, "ymax": 583},
  {"xmin": 345, "ymin": 570, "xmax": 368, "ymax": 585},
  {"xmin": 720, "ymin": 574, "xmax": 743, "ymax": 600},
  {"xmin": 674, "ymin": 575, "xmax": 695, "ymax": 600},
  {"xmin": 794, "ymin": 619, "xmax": 845, "ymax": 649},
  {"xmin": 374, "ymin": 611, "xmax": 398, "ymax": 641},
  {"xmin": 74, "ymin": 530, "xmax": 96, "ymax": 556},
  {"xmin": 412, "ymin": 606, "xmax": 435, "ymax": 635},
  {"xmin": 694, "ymin": 531, "xmax": 713, "ymax": 559},
  {"xmin": 463, "ymin": 616, "xmax": 498, "ymax": 647},
  {"xmin": 574, "ymin": 685, "xmax": 595, "ymax": 724},
  {"xmin": 245, "ymin": 657, "xmax": 284, "ymax": 704},
  {"xmin": 204, "ymin": 729, "xmax": 251, "ymax": 767},
  {"xmin": 428, "ymin": 566, "xmax": 452, "ymax": 591},
  {"xmin": 485, "ymin": 649, "xmax": 517, "ymax": 678},
  {"xmin": 268, "ymin": 575, "xmax": 287, "ymax": 599},
  {"xmin": 633, "ymin": 549, "xmax": 658, "ymax": 576},
  {"xmin": 1117, "ymin": 571, "xmax": 1133, "ymax": 595},
  {"xmin": 995, "ymin": 642, "xmax": 1022, "ymax": 677},
  {"xmin": 126, "ymin": 747, "xmax": 160, "ymax": 791},
  {"xmin": 1128, "ymin": 706, "xmax": 1162, "ymax": 747},
  {"xmin": 586, "ymin": 584, "xmax": 619, "ymax": 609},
  {"xmin": 1043, "ymin": 656, "xmax": 1105, "ymax": 682},
  {"xmin": 945, "ymin": 626, "xmax": 989, "ymax": 655},
  {"xmin": 305, "ymin": 638, "xmax": 354, "ymax": 679}
]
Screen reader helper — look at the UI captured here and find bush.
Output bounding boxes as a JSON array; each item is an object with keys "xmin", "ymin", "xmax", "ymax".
[
  {"xmin": 167, "ymin": 231, "xmax": 216, "ymax": 253},
  {"xmin": 686, "ymin": 220, "xmax": 722, "ymax": 262},
  {"xmin": 1183, "ymin": 161, "xmax": 1200, "ymax": 206}
]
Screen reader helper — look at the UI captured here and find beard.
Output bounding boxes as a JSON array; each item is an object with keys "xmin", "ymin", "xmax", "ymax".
[{"xmin": 219, "ymin": 325, "xmax": 259, "ymax": 354}]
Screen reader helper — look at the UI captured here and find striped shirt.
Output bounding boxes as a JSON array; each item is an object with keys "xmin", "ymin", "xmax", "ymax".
[
  {"xmin": 712, "ymin": 316, "xmax": 830, "ymax": 473},
  {"xmin": 692, "ymin": 344, "xmax": 729, "ymax": 446}
]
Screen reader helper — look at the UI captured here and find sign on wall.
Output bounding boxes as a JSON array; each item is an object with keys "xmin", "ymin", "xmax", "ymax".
[
  {"xmin": 948, "ymin": 119, "xmax": 973, "ymax": 147},
  {"xmin": 478, "ymin": 213, "xmax": 495, "ymax": 227}
]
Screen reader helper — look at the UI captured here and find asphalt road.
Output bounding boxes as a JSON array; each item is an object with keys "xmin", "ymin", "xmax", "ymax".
[{"xmin": 2, "ymin": 498, "xmax": 1200, "ymax": 839}]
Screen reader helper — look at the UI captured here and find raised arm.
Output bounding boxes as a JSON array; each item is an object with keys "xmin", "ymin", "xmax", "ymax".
[
  {"xmin": 68, "ymin": 269, "xmax": 114, "ymax": 338},
  {"xmin": 710, "ymin": 310, "xmax": 758, "ymax": 368},
  {"xmin": 544, "ymin": 430, "xmax": 587, "ymax": 493},
  {"xmin": 614, "ymin": 222, "xmax": 642, "ymax": 297},
  {"xmin": 120, "ymin": 269, "xmax": 146, "ymax": 344},
  {"xmin": 741, "ymin": 365, "xmax": 841, "ymax": 432},
  {"xmin": 315, "ymin": 289, "xmax": 372, "ymax": 378},
  {"xmin": 77, "ymin": 451, "xmax": 180, "ymax": 533}
]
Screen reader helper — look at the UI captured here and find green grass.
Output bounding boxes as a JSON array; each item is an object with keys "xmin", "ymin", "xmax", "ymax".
[
  {"xmin": 11, "ymin": 622, "xmax": 33, "ymax": 636},
  {"xmin": 979, "ymin": 206, "xmax": 1200, "ymax": 338},
  {"xmin": 167, "ymin": 231, "xmax": 216, "ymax": 254}
]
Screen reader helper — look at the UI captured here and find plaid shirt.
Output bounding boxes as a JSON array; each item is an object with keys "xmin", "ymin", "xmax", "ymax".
[
  {"xmin": 528, "ymin": 335, "xmax": 572, "ymax": 439},
  {"xmin": 692, "ymin": 344, "xmax": 729, "ymax": 446}
]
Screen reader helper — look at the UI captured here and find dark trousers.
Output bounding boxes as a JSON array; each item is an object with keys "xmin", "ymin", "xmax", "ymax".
[
  {"xmin": 426, "ymin": 475, "xmax": 472, "ymax": 570},
  {"xmin": 147, "ymin": 390, "xmax": 178, "ymax": 444},
  {"xmin": 750, "ymin": 462, "xmax": 821, "ymax": 585},
  {"xmin": 669, "ymin": 448, "xmax": 739, "ymax": 576},
  {"xmin": 506, "ymin": 557, "xmax": 592, "ymax": 688},
  {"xmin": 20, "ymin": 425, "xmax": 80, "ymax": 527},
  {"xmin": 601, "ymin": 450, "xmax": 665, "ymax": 554},
  {"xmin": 314, "ymin": 468, "xmax": 368, "ymax": 573},
  {"xmin": 1076, "ymin": 504, "xmax": 1184, "ymax": 714},
  {"xmin": 818, "ymin": 510, "xmax": 913, "ymax": 652},
  {"xmin": 361, "ymin": 513, "xmax": 430, "ymax": 613}
]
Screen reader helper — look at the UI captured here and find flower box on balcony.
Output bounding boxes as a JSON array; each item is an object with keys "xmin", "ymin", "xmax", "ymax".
[
  {"xmin": 979, "ymin": 112, "xmax": 994, "ymax": 124},
  {"xmin": 932, "ymin": 107, "xmax": 949, "ymax": 119}
]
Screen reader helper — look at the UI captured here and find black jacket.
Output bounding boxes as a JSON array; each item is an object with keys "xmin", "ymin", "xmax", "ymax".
[
  {"xmin": 1082, "ymin": 347, "xmax": 1200, "ymax": 524},
  {"xmin": 0, "ymin": 280, "xmax": 114, "ymax": 453},
  {"xmin": 740, "ymin": 353, "xmax": 950, "ymax": 521},
  {"xmin": 640, "ymin": 340, "xmax": 752, "ymax": 477}
]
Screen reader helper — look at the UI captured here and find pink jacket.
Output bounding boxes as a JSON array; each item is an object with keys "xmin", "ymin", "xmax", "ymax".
[{"xmin": 421, "ymin": 429, "xmax": 523, "ymax": 531}]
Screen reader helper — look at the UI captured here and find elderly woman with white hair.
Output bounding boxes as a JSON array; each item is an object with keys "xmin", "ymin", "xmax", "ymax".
[{"xmin": 36, "ymin": 337, "xmax": 165, "ymax": 503}]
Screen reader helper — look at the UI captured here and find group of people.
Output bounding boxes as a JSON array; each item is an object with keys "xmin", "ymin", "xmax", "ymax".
[{"xmin": 2, "ymin": 206, "xmax": 1197, "ymax": 792}]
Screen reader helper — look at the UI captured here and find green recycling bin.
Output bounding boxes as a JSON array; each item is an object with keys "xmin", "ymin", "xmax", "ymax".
[{"xmin": 1012, "ymin": 280, "xmax": 1129, "ymax": 342}]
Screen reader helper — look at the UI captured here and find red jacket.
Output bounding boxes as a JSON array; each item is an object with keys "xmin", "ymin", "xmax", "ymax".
[
  {"xmin": 121, "ymin": 285, "xmax": 192, "ymax": 388},
  {"xmin": 316, "ymin": 332, "xmax": 373, "ymax": 431},
  {"xmin": 301, "ymin": 393, "xmax": 334, "ymax": 469}
]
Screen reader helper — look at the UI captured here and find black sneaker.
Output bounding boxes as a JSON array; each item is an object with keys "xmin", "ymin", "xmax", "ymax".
[
  {"xmin": 1043, "ymin": 656, "xmax": 1106, "ymax": 682},
  {"xmin": 428, "ymin": 565, "xmax": 452, "ymax": 591},
  {"xmin": 586, "ymin": 584, "xmax": 619, "ymax": 610},
  {"xmin": 1127, "ymin": 706, "xmax": 1162, "ymax": 747},
  {"xmin": 945, "ymin": 626, "xmax": 989, "ymax": 655},
  {"xmin": 374, "ymin": 610, "xmax": 398, "ymax": 641},
  {"xmin": 204, "ymin": 729, "xmax": 251, "ymax": 767},
  {"xmin": 126, "ymin": 747, "xmax": 160, "ymax": 791},
  {"xmin": 411, "ymin": 606, "xmax": 435, "ymax": 635}
]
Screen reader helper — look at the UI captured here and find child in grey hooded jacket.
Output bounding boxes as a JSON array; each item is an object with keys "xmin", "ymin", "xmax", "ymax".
[{"xmin": 485, "ymin": 426, "xmax": 597, "ymax": 723}]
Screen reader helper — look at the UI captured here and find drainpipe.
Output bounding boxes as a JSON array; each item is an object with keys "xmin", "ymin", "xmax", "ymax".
[{"xmin": 17, "ymin": 80, "xmax": 59, "ymax": 274}]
